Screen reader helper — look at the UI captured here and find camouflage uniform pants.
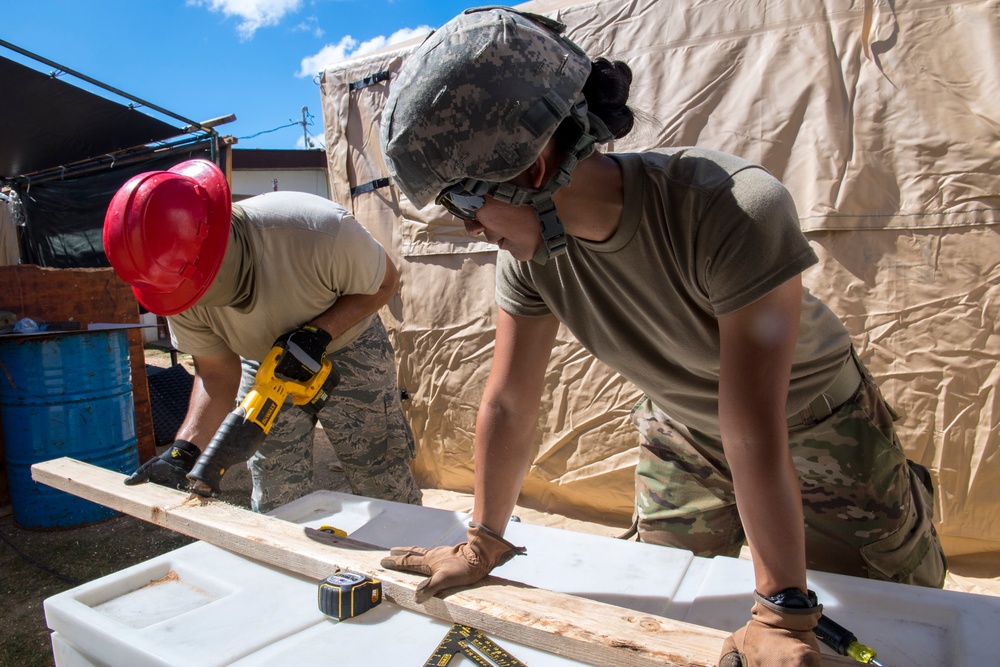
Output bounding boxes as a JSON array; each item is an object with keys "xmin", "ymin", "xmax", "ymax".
[
  {"xmin": 241, "ymin": 316, "xmax": 421, "ymax": 513},
  {"xmin": 633, "ymin": 353, "xmax": 947, "ymax": 587}
]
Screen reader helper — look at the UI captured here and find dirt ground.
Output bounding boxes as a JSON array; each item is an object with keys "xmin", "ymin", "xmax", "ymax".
[{"xmin": 0, "ymin": 347, "xmax": 351, "ymax": 667}]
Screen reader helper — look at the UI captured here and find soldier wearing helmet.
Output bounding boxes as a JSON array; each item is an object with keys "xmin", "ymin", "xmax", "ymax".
[
  {"xmin": 104, "ymin": 159, "xmax": 421, "ymax": 512},
  {"xmin": 378, "ymin": 7, "xmax": 945, "ymax": 667}
]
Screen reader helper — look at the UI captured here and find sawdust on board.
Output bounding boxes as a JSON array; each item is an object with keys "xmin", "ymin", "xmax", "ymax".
[
  {"xmin": 141, "ymin": 569, "xmax": 212, "ymax": 598},
  {"xmin": 142, "ymin": 570, "xmax": 181, "ymax": 588}
]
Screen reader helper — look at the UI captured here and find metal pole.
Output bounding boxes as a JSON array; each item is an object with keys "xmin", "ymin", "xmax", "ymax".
[
  {"xmin": 0, "ymin": 38, "xmax": 208, "ymax": 133},
  {"xmin": 4, "ymin": 136, "xmax": 215, "ymax": 187}
]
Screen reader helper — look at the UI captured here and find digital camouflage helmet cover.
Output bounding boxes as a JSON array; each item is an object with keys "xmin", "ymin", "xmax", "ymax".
[{"xmin": 379, "ymin": 6, "xmax": 612, "ymax": 262}]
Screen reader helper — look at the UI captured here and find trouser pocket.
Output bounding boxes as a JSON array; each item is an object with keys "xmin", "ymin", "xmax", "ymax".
[{"xmin": 860, "ymin": 460, "xmax": 947, "ymax": 588}]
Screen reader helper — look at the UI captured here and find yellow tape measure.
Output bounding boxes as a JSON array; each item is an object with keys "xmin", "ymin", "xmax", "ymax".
[{"xmin": 317, "ymin": 568, "xmax": 382, "ymax": 620}]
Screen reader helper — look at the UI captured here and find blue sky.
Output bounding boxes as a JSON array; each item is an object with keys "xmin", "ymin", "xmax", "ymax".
[{"xmin": 4, "ymin": 1, "xmax": 511, "ymax": 150}]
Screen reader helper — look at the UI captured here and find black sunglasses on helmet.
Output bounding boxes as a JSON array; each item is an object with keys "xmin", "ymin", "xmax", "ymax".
[{"xmin": 436, "ymin": 180, "xmax": 498, "ymax": 221}]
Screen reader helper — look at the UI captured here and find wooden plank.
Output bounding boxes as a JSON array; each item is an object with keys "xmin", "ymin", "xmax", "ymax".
[{"xmin": 31, "ymin": 457, "xmax": 857, "ymax": 667}]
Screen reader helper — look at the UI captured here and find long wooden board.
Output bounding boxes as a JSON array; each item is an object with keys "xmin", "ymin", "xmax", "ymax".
[{"xmin": 32, "ymin": 457, "xmax": 855, "ymax": 667}]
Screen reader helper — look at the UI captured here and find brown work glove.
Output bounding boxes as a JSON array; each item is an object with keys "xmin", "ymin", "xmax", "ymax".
[
  {"xmin": 719, "ymin": 589, "xmax": 823, "ymax": 667},
  {"xmin": 381, "ymin": 521, "xmax": 526, "ymax": 603}
]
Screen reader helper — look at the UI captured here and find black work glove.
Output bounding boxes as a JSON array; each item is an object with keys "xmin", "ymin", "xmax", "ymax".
[
  {"xmin": 271, "ymin": 324, "xmax": 333, "ymax": 383},
  {"xmin": 719, "ymin": 589, "xmax": 823, "ymax": 667},
  {"xmin": 124, "ymin": 440, "xmax": 201, "ymax": 490}
]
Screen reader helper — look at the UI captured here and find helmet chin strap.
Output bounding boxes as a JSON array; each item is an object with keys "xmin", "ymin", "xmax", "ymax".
[
  {"xmin": 487, "ymin": 179, "xmax": 567, "ymax": 264},
  {"xmin": 530, "ymin": 196, "xmax": 567, "ymax": 264},
  {"xmin": 508, "ymin": 102, "xmax": 613, "ymax": 265}
]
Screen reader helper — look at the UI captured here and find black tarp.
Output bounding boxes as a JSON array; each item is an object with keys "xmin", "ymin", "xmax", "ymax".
[
  {"xmin": 0, "ymin": 51, "xmax": 224, "ymax": 267},
  {"xmin": 17, "ymin": 147, "xmax": 215, "ymax": 268},
  {"xmin": 0, "ymin": 55, "xmax": 184, "ymax": 180}
]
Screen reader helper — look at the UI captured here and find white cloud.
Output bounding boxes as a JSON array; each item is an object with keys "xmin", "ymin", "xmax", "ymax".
[
  {"xmin": 294, "ymin": 17, "xmax": 324, "ymax": 38},
  {"xmin": 189, "ymin": 0, "xmax": 302, "ymax": 40},
  {"xmin": 297, "ymin": 35, "xmax": 358, "ymax": 77},
  {"xmin": 297, "ymin": 25, "xmax": 432, "ymax": 77}
]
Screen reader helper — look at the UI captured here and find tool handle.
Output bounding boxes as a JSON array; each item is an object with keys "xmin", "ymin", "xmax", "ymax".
[
  {"xmin": 257, "ymin": 346, "xmax": 337, "ymax": 408},
  {"xmin": 814, "ymin": 614, "xmax": 856, "ymax": 655},
  {"xmin": 298, "ymin": 363, "xmax": 340, "ymax": 418},
  {"xmin": 815, "ymin": 614, "xmax": 881, "ymax": 664}
]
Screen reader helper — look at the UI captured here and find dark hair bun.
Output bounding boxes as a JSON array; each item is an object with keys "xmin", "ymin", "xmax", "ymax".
[{"xmin": 584, "ymin": 58, "xmax": 634, "ymax": 139}]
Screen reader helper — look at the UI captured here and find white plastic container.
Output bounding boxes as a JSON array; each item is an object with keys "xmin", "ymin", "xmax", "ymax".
[
  {"xmin": 45, "ymin": 542, "xmax": 324, "ymax": 667},
  {"xmin": 44, "ymin": 491, "xmax": 1000, "ymax": 666}
]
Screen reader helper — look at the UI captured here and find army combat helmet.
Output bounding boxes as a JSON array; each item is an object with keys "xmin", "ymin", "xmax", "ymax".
[{"xmin": 379, "ymin": 6, "xmax": 613, "ymax": 262}]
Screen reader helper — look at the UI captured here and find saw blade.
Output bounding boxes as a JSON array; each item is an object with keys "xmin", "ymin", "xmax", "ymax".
[{"xmin": 303, "ymin": 526, "xmax": 384, "ymax": 551}]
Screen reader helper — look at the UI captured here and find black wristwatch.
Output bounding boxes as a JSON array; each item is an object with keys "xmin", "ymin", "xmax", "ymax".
[{"xmin": 760, "ymin": 587, "xmax": 818, "ymax": 609}]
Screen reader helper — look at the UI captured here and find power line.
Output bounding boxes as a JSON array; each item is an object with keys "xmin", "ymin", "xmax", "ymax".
[
  {"xmin": 238, "ymin": 107, "xmax": 321, "ymax": 146},
  {"xmin": 237, "ymin": 120, "xmax": 299, "ymax": 140}
]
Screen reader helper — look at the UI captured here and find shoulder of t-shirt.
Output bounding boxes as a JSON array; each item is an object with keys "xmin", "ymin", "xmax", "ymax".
[
  {"xmin": 618, "ymin": 147, "xmax": 776, "ymax": 192},
  {"xmin": 237, "ymin": 191, "xmax": 354, "ymax": 234}
]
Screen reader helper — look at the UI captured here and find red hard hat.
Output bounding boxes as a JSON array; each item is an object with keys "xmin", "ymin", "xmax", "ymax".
[{"xmin": 103, "ymin": 159, "xmax": 232, "ymax": 316}]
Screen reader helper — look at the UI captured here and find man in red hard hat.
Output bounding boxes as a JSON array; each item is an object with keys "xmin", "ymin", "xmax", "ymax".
[{"xmin": 104, "ymin": 158, "xmax": 421, "ymax": 511}]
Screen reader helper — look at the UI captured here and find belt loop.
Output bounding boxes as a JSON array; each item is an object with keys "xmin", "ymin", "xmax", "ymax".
[
  {"xmin": 813, "ymin": 394, "xmax": 834, "ymax": 422},
  {"xmin": 851, "ymin": 345, "xmax": 874, "ymax": 384},
  {"xmin": 788, "ymin": 349, "xmax": 863, "ymax": 429},
  {"xmin": 797, "ymin": 403, "xmax": 816, "ymax": 428}
]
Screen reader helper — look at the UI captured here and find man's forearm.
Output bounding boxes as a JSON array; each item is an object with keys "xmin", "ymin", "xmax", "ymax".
[
  {"xmin": 309, "ymin": 291, "xmax": 392, "ymax": 341},
  {"xmin": 175, "ymin": 353, "xmax": 242, "ymax": 448},
  {"xmin": 472, "ymin": 400, "xmax": 538, "ymax": 536},
  {"xmin": 175, "ymin": 387, "xmax": 238, "ymax": 448},
  {"xmin": 310, "ymin": 256, "xmax": 399, "ymax": 340},
  {"xmin": 727, "ymin": 436, "xmax": 808, "ymax": 596}
]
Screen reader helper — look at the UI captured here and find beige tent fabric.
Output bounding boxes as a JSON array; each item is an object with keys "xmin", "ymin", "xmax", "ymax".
[{"xmin": 321, "ymin": 0, "xmax": 1000, "ymax": 552}]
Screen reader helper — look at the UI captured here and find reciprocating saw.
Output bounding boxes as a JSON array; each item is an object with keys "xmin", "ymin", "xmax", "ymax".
[{"xmin": 186, "ymin": 342, "xmax": 339, "ymax": 497}]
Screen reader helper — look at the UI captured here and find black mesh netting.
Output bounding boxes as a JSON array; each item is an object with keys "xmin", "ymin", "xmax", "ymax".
[{"xmin": 145, "ymin": 364, "xmax": 194, "ymax": 446}]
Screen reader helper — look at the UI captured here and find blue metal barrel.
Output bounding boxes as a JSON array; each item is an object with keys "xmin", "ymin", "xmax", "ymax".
[{"xmin": 0, "ymin": 329, "xmax": 138, "ymax": 528}]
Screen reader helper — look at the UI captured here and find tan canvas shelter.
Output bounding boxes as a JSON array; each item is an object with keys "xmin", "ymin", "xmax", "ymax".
[{"xmin": 320, "ymin": 0, "xmax": 1000, "ymax": 559}]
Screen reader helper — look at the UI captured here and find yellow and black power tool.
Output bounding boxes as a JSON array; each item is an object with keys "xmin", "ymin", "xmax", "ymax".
[{"xmin": 186, "ymin": 342, "xmax": 339, "ymax": 497}]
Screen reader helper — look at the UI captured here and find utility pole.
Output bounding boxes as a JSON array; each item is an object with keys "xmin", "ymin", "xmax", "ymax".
[{"xmin": 301, "ymin": 107, "xmax": 310, "ymax": 148}]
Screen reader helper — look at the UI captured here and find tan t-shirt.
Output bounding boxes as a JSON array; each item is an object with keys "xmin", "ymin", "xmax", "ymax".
[
  {"xmin": 496, "ymin": 148, "xmax": 851, "ymax": 436},
  {"xmin": 169, "ymin": 191, "xmax": 386, "ymax": 362}
]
